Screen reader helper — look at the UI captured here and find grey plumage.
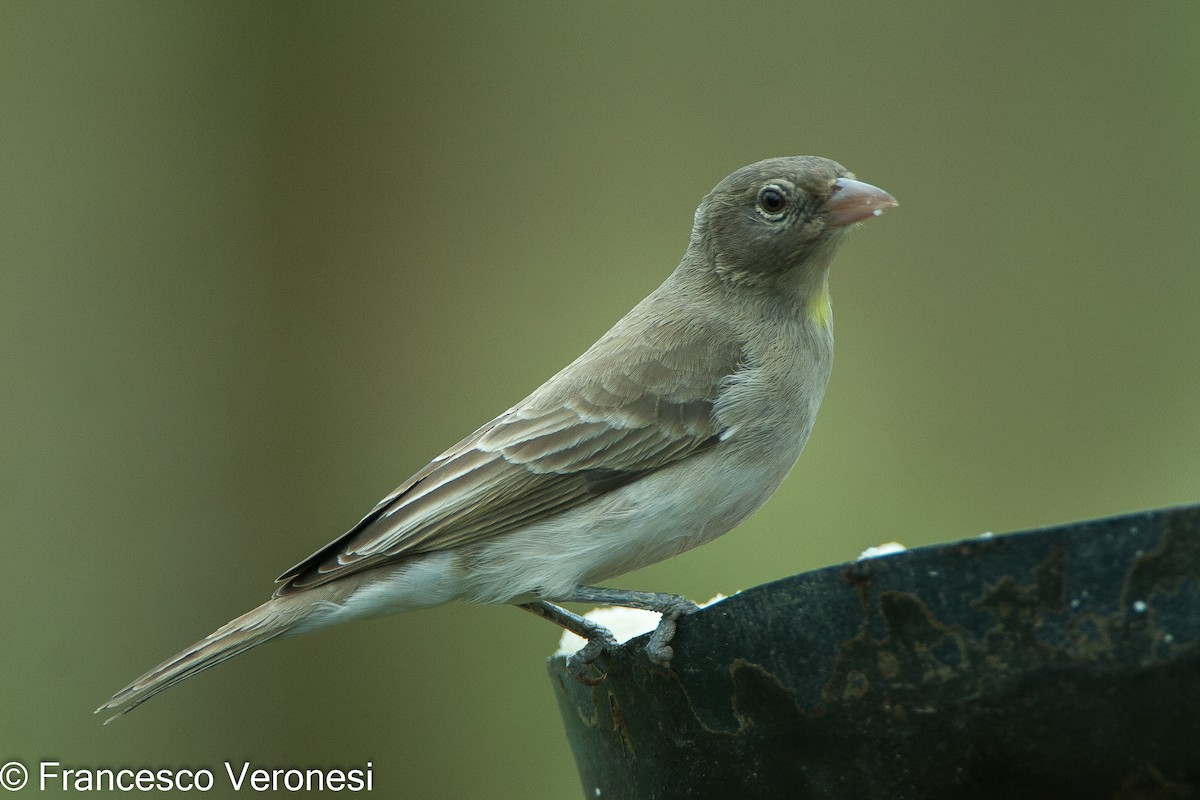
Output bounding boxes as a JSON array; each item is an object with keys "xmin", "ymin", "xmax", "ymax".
[{"xmin": 98, "ymin": 156, "xmax": 895, "ymax": 721}]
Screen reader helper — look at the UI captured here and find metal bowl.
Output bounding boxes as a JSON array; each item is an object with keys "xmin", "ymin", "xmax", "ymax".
[{"xmin": 549, "ymin": 504, "xmax": 1200, "ymax": 799}]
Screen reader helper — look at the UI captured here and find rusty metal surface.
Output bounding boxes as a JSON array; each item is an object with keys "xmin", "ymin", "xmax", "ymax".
[{"xmin": 549, "ymin": 504, "xmax": 1200, "ymax": 800}]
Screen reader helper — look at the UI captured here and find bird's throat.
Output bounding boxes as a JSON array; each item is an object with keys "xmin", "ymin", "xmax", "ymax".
[{"xmin": 807, "ymin": 284, "xmax": 832, "ymax": 330}]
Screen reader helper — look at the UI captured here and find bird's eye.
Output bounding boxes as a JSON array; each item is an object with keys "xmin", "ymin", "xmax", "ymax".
[{"xmin": 757, "ymin": 186, "xmax": 787, "ymax": 216}]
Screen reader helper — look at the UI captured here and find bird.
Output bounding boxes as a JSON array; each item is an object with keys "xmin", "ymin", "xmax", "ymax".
[{"xmin": 98, "ymin": 155, "xmax": 896, "ymax": 720}]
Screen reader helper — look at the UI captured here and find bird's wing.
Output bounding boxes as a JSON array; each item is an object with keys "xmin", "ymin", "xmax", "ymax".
[{"xmin": 275, "ymin": 325, "xmax": 741, "ymax": 594}]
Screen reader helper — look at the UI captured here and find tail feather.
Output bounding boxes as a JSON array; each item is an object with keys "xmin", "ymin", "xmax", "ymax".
[{"xmin": 96, "ymin": 591, "xmax": 336, "ymax": 722}]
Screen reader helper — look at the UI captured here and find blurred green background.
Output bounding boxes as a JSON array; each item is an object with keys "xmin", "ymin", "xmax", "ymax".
[{"xmin": 2, "ymin": 2, "xmax": 1198, "ymax": 797}]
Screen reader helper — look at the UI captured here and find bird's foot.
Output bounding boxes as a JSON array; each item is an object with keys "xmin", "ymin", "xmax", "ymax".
[
  {"xmin": 519, "ymin": 600, "xmax": 620, "ymax": 685},
  {"xmin": 560, "ymin": 587, "xmax": 700, "ymax": 667},
  {"xmin": 564, "ymin": 626, "xmax": 619, "ymax": 686},
  {"xmin": 643, "ymin": 594, "xmax": 700, "ymax": 666},
  {"xmin": 522, "ymin": 590, "xmax": 700, "ymax": 683}
]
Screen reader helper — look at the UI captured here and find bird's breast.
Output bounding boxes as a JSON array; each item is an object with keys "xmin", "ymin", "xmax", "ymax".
[{"xmin": 713, "ymin": 317, "xmax": 833, "ymax": 465}]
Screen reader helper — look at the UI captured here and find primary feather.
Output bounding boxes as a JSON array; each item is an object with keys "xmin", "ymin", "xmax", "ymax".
[{"xmin": 277, "ymin": 315, "xmax": 740, "ymax": 592}]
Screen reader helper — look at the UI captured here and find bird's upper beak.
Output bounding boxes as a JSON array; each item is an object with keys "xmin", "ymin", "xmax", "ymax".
[{"xmin": 824, "ymin": 178, "xmax": 898, "ymax": 228}]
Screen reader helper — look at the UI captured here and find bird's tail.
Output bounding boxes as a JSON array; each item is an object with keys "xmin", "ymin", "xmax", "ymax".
[{"xmin": 96, "ymin": 586, "xmax": 346, "ymax": 723}]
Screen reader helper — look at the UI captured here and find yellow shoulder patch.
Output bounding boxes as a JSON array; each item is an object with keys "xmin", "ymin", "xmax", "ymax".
[{"xmin": 807, "ymin": 286, "xmax": 832, "ymax": 329}]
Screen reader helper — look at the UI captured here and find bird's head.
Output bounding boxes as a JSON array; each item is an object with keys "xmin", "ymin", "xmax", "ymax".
[{"xmin": 689, "ymin": 156, "xmax": 896, "ymax": 294}]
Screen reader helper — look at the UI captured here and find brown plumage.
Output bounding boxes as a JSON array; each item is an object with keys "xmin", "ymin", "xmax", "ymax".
[{"xmin": 98, "ymin": 156, "xmax": 895, "ymax": 721}]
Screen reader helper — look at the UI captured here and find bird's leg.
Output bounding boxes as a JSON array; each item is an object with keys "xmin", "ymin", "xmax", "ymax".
[
  {"xmin": 559, "ymin": 586, "xmax": 700, "ymax": 666},
  {"xmin": 518, "ymin": 601, "xmax": 617, "ymax": 685}
]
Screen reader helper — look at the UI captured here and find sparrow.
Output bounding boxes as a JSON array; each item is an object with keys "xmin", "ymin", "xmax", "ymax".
[{"xmin": 98, "ymin": 155, "xmax": 896, "ymax": 720}]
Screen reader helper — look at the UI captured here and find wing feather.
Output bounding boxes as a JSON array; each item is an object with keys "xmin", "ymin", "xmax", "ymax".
[{"xmin": 275, "ymin": 316, "xmax": 742, "ymax": 594}]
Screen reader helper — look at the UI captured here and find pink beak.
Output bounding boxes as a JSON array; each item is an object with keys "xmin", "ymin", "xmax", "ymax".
[{"xmin": 825, "ymin": 177, "xmax": 898, "ymax": 228}]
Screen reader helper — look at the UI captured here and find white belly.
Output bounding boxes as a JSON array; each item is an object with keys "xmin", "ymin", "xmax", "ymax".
[{"xmin": 453, "ymin": 438, "xmax": 802, "ymax": 604}]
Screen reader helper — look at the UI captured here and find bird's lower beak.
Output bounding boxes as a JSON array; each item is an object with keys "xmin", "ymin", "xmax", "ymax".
[{"xmin": 825, "ymin": 178, "xmax": 898, "ymax": 228}]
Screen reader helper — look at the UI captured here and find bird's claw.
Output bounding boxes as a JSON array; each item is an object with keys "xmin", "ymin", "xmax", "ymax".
[
  {"xmin": 566, "ymin": 629, "xmax": 618, "ymax": 686},
  {"xmin": 556, "ymin": 592, "xmax": 700, "ymax": 682},
  {"xmin": 645, "ymin": 597, "xmax": 699, "ymax": 666}
]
